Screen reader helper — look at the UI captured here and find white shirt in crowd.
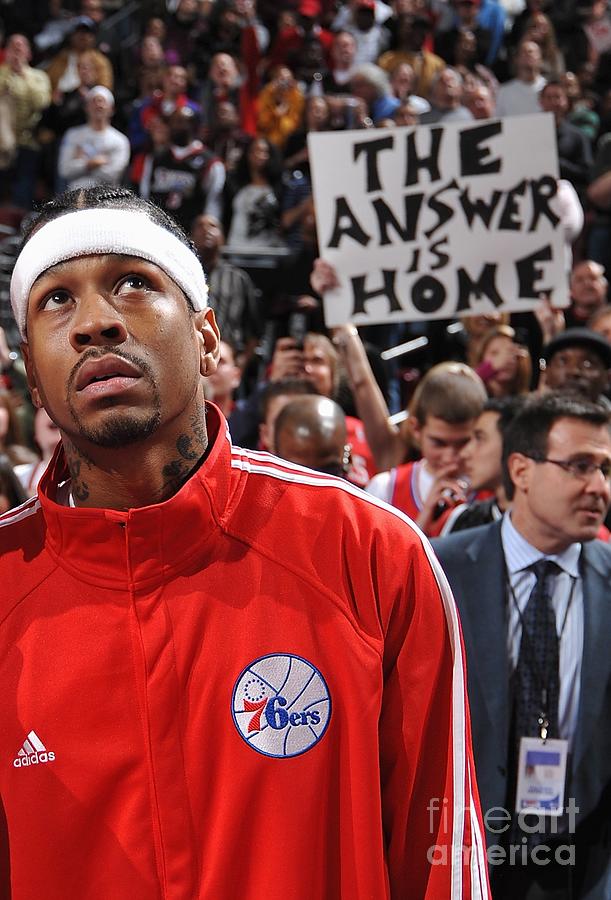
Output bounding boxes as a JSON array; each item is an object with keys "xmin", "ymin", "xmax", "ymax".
[
  {"xmin": 58, "ymin": 123, "xmax": 130, "ymax": 190},
  {"xmin": 495, "ymin": 74, "xmax": 547, "ymax": 117}
]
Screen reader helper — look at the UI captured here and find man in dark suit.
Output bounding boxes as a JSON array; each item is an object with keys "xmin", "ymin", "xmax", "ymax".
[{"xmin": 432, "ymin": 392, "xmax": 611, "ymax": 900}]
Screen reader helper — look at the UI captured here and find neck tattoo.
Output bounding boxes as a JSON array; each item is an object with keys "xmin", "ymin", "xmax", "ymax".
[
  {"xmin": 63, "ymin": 438, "xmax": 93, "ymax": 502},
  {"xmin": 160, "ymin": 412, "xmax": 209, "ymax": 498}
]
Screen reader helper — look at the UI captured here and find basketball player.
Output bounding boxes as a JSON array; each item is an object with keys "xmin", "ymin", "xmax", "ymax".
[{"xmin": 0, "ymin": 187, "xmax": 489, "ymax": 899}]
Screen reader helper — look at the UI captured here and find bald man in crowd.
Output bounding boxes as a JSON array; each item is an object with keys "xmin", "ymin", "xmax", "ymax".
[{"xmin": 273, "ymin": 395, "xmax": 351, "ymax": 478}]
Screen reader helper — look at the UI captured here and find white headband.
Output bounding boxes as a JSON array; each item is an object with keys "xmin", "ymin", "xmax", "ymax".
[{"xmin": 10, "ymin": 208, "xmax": 209, "ymax": 341}]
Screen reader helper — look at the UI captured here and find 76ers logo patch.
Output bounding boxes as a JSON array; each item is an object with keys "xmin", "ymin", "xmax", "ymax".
[{"xmin": 231, "ymin": 654, "xmax": 331, "ymax": 758}]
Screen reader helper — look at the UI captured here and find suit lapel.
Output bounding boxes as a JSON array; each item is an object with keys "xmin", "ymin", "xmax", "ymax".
[
  {"xmin": 458, "ymin": 522, "xmax": 510, "ymax": 742},
  {"xmin": 572, "ymin": 542, "xmax": 611, "ymax": 771}
]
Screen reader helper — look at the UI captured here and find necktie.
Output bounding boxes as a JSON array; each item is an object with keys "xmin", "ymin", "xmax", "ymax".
[
  {"xmin": 507, "ymin": 560, "xmax": 562, "ymax": 848},
  {"xmin": 513, "ymin": 559, "xmax": 560, "ymax": 745}
]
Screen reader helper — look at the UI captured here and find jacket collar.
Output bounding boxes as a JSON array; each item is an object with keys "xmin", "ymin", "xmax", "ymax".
[{"xmin": 38, "ymin": 403, "xmax": 236, "ymax": 590}]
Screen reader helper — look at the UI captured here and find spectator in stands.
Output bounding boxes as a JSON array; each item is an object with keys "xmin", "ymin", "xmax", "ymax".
[
  {"xmin": 348, "ymin": 63, "xmax": 400, "ymax": 124},
  {"xmin": 0, "ymin": 387, "xmax": 36, "ymax": 466},
  {"xmin": 441, "ymin": 0, "xmax": 506, "ymax": 66},
  {"xmin": 495, "ymin": 39, "xmax": 546, "ymax": 117},
  {"xmin": 564, "ymin": 0, "xmax": 611, "ymax": 74},
  {"xmin": 508, "ymin": 0, "xmax": 552, "ymax": 48},
  {"xmin": 14, "ymin": 407, "xmax": 60, "ymax": 496},
  {"xmin": 58, "ymin": 86, "xmax": 130, "ymax": 191},
  {"xmin": 521, "ymin": 11, "xmax": 564, "ymax": 79},
  {"xmin": 458, "ymin": 312, "xmax": 511, "ymax": 367},
  {"xmin": 206, "ymin": 100, "xmax": 249, "ymax": 174},
  {"xmin": 0, "ymin": 452, "xmax": 28, "ymax": 513},
  {"xmin": 336, "ymin": 0, "xmax": 390, "ymax": 66},
  {"xmin": 540, "ymin": 328, "xmax": 611, "ymax": 404},
  {"xmin": 197, "ymin": 2, "xmax": 245, "ymax": 77},
  {"xmin": 332, "ymin": 0, "xmax": 393, "ymax": 33},
  {"xmin": 377, "ymin": 13, "xmax": 445, "ymax": 98},
  {"xmin": 199, "ymin": 52, "xmax": 241, "ymax": 139},
  {"xmin": 322, "ymin": 30, "xmax": 357, "ymax": 94},
  {"xmin": 389, "ymin": 99, "xmax": 421, "ymax": 125},
  {"xmin": 0, "ymin": 326, "xmax": 27, "ymax": 402},
  {"xmin": 141, "ymin": 105, "xmax": 225, "ymax": 230},
  {"xmin": 474, "ymin": 324, "xmax": 532, "ymax": 398},
  {"xmin": 256, "ymin": 378, "xmax": 320, "ymax": 453},
  {"xmin": 0, "ymin": 34, "xmax": 51, "ymax": 209},
  {"xmin": 366, "ymin": 362, "xmax": 486, "ymax": 536},
  {"xmin": 267, "ymin": 333, "xmax": 377, "ymax": 487},
  {"xmin": 292, "ymin": 35, "xmax": 329, "ymax": 93},
  {"xmin": 386, "ymin": 59, "xmax": 413, "ymax": 103},
  {"xmin": 283, "ymin": 94, "xmax": 330, "ymax": 176},
  {"xmin": 129, "ymin": 64, "xmax": 200, "ymax": 155},
  {"xmin": 164, "ymin": 0, "xmax": 204, "ymax": 68},
  {"xmin": 445, "ymin": 34, "xmax": 498, "ymax": 105},
  {"xmin": 225, "ymin": 135, "xmax": 284, "ymax": 249},
  {"xmin": 142, "ymin": 16, "xmax": 167, "ymax": 45},
  {"xmin": 191, "ymin": 213, "xmax": 260, "ymax": 360},
  {"xmin": 256, "ymin": 65, "xmax": 305, "ymax": 150},
  {"xmin": 126, "ymin": 36, "xmax": 166, "ymax": 107},
  {"xmin": 589, "ymin": 304, "xmax": 611, "ymax": 344},
  {"xmin": 420, "ymin": 67, "xmax": 473, "ymax": 123},
  {"xmin": 538, "ymin": 79, "xmax": 592, "ymax": 196},
  {"xmin": 80, "ymin": 0, "xmax": 105, "ymax": 27},
  {"xmin": 282, "ymin": 95, "xmax": 330, "ymax": 248},
  {"xmin": 435, "ymin": 1, "xmax": 493, "ymax": 70},
  {"xmin": 586, "ymin": 132, "xmax": 611, "ymax": 279},
  {"xmin": 34, "ymin": 2, "xmax": 80, "ymax": 59},
  {"xmin": 38, "ymin": 49, "xmax": 99, "ymax": 155},
  {"xmin": 464, "ymin": 80, "xmax": 495, "ymax": 118},
  {"xmin": 444, "ymin": 396, "xmax": 526, "ymax": 533},
  {"xmin": 265, "ymin": 0, "xmax": 333, "ymax": 75},
  {"xmin": 203, "ymin": 339, "xmax": 242, "ymax": 419},
  {"xmin": 129, "ymin": 111, "xmax": 170, "ymax": 194},
  {"xmin": 46, "ymin": 16, "xmax": 113, "ymax": 95},
  {"xmin": 387, "ymin": 61, "xmax": 430, "ymax": 113},
  {"xmin": 273, "ymin": 394, "xmax": 351, "ymax": 477},
  {"xmin": 564, "ymin": 260, "xmax": 608, "ymax": 329}
]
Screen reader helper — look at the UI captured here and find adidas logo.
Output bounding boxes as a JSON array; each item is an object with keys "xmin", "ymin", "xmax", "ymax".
[{"xmin": 13, "ymin": 730, "xmax": 55, "ymax": 768}]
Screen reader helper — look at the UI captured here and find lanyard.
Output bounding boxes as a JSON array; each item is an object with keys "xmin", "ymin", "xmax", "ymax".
[{"xmin": 505, "ymin": 563, "xmax": 577, "ymax": 739}]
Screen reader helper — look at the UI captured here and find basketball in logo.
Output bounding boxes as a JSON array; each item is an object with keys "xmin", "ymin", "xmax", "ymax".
[{"xmin": 231, "ymin": 653, "xmax": 331, "ymax": 758}]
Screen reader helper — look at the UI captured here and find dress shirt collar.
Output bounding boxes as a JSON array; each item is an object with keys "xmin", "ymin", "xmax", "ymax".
[{"xmin": 501, "ymin": 511, "xmax": 581, "ymax": 579}]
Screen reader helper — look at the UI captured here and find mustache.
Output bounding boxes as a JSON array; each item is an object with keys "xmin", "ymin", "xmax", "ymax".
[{"xmin": 66, "ymin": 346, "xmax": 154, "ymax": 396}]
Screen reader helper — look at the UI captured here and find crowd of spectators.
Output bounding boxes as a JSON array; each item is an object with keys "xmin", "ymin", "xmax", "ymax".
[
  {"xmin": 1, "ymin": 0, "xmax": 611, "ymax": 523},
  {"xmin": 1, "ymin": 5, "xmax": 611, "ymax": 896}
]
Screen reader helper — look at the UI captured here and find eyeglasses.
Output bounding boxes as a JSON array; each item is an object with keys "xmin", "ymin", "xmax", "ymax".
[{"xmin": 527, "ymin": 456, "xmax": 611, "ymax": 481}]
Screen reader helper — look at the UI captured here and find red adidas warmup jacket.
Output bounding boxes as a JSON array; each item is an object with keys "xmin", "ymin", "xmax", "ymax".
[{"xmin": 0, "ymin": 405, "xmax": 489, "ymax": 900}]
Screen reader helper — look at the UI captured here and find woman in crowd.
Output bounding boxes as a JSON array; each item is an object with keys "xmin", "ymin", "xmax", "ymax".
[
  {"xmin": 13, "ymin": 407, "xmax": 61, "ymax": 496},
  {"xmin": 474, "ymin": 324, "xmax": 532, "ymax": 398},
  {"xmin": 0, "ymin": 389, "xmax": 37, "ymax": 467},
  {"xmin": 283, "ymin": 94, "xmax": 330, "ymax": 175},
  {"xmin": 225, "ymin": 135, "xmax": 285, "ymax": 248},
  {"xmin": 521, "ymin": 12, "xmax": 564, "ymax": 78},
  {"xmin": 256, "ymin": 65, "xmax": 305, "ymax": 150},
  {"xmin": 0, "ymin": 453, "xmax": 28, "ymax": 514}
]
